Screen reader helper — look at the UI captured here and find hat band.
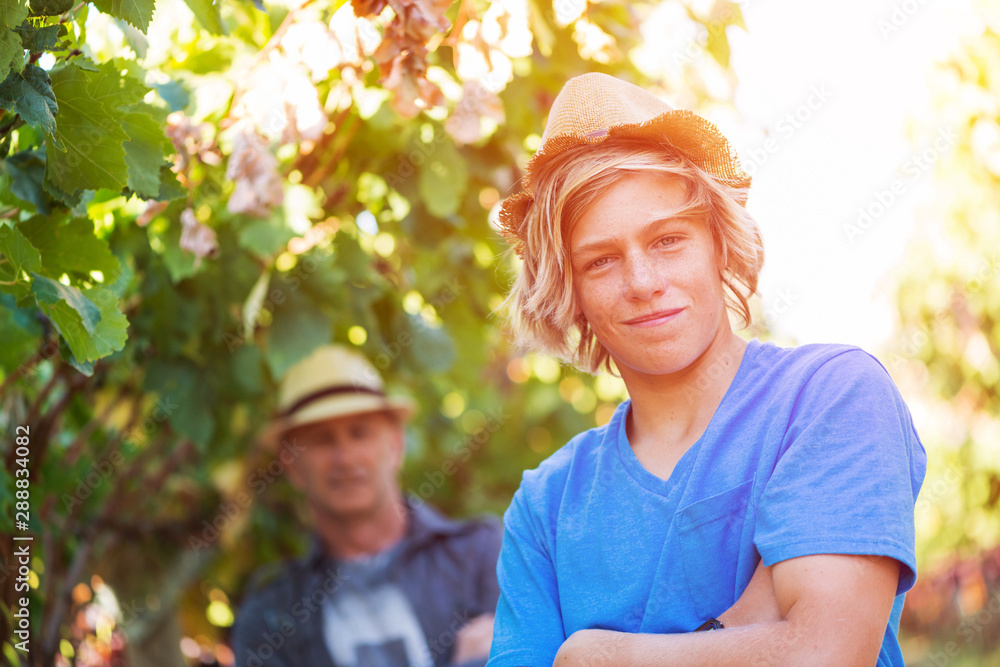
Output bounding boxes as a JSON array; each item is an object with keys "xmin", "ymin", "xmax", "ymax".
[{"xmin": 278, "ymin": 385, "xmax": 386, "ymax": 419}]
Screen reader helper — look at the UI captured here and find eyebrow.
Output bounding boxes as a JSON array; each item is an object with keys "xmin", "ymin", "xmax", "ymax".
[{"xmin": 571, "ymin": 213, "xmax": 701, "ymax": 259}]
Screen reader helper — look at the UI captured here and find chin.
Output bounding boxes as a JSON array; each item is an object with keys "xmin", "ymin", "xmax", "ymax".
[
  {"xmin": 323, "ymin": 488, "xmax": 379, "ymax": 517},
  {"xmin": 610, "ymin": 341, "xmax": 697, "ymax": 376}
]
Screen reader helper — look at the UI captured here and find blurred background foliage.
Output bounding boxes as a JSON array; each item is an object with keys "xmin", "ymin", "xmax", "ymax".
[{"xmin": 0, "ymin": 0, "xmax": 996, "ymax": 665}]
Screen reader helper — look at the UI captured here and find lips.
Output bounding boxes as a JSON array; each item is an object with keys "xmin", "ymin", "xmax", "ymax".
[
  {"xmin": 621, "ymin": 308, "xmax": 684, "ymax": 326},
  {"xmin": 329, "ymin": 474, "xmax": 368, "ymax": 486}
]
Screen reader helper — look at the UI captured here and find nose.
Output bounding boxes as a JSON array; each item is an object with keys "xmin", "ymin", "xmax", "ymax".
[{"xmin": 622, "ymin": 252, "xmax": 665, "ymax": 301}]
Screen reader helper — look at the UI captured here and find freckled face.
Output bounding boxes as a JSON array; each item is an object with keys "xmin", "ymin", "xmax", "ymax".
[{"xmin": 569, "ymin": 171, "xmax": 730, "ymax": 379}]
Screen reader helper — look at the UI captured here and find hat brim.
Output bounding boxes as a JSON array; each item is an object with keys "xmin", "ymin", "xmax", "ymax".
[
  {"xmin": 498, "ymin": 109, "xmax": 751, "ymax": 252},
  {"xmin": 257, "ymin": 394, "xmax": 416, "ymax": 452}
]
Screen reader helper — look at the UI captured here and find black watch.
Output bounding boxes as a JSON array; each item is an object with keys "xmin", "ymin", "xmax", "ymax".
[{"xmin": 694, "ymin": 618, "xmax": 725, "ymax": 631}]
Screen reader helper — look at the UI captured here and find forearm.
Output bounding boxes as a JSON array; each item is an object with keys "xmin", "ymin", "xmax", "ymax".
[{"xmin": 555, "ymin": 620, "xmax": 841, "ymax": 667}]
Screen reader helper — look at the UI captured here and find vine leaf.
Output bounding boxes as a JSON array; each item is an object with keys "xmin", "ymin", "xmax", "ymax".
[
  {"xmin": 14, "ymin": 22, "xmax": 65, "ymax": 52},
  {"xmin": 418, "ymin": 137, "xmax": 467, "ymax": 219},
  {"xmin": 0, "ymin": 63, "xmax": 59, "ymax": 137},
  {"xmin": 181, "ymin": 0, "xmax": 225, "ymax": 36},
  {"xmin": 31, "ymin": 271, "xmax": 101, "ymax": 335},
  {"xmin": 122, "ymin": 104, "xmax": 172, "ymax": 198},
  {"xmin": 266, "ymin": 292, "xmax": 332, "ymax": 379},
  {"xmin": 19, "ymin": 215, "xmax": 122, "ymax": 282},
  {"xmin": 0, "ymin": 27, "xmax": 22, "ymax": 82},
  {"xmin": 45, "ymin": 63, "xmax": 131, "ymax": 192},
  {"xmin": 0, "ymin": 0, "xmax": 29, "ymax": 28},
  {"xmin": 82, "ymin": 285, "xmax": 128, "ymax": 358},
  {"xmin": 2, "ymin": 149, "xmax": 52, "ymax": 213},
  {"xmin": 90, "ymin": 0, "xmax": 155, "ymax": 33},
  {"xmin": 27, "ymin": 0, "xmax": 73, "ymax": 17},
  {"xmin": 0, "ymin": 224, "xmax": 42, "ymax": 278}
]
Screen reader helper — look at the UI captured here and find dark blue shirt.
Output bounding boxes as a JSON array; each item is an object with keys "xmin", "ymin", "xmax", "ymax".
[{"xmin": 233, "ymin": 497, "xmax": 502, "ymax": 667}]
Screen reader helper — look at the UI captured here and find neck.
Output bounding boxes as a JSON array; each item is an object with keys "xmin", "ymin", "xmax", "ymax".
[
  {"xmin": 622, "ymin": 330, "xmax": 748, "ymax": 452},
  {"xmin": 312, "ymin": 492, "xmax": 409, "ymax": 560}
]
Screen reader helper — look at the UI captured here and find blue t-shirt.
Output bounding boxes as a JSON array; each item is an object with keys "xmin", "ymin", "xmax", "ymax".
[{"xmin": 488, "ymin": 339, "xmax": 927, "ymax": 666}]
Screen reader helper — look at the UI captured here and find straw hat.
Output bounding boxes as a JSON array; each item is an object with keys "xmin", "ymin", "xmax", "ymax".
[
  {"xmin": 259, "ymin": 345, "xmax": 416, "ymax": 450},
  {"xmin": 497, "ymin": 72, "xmax": 751, "ymax": 254}
]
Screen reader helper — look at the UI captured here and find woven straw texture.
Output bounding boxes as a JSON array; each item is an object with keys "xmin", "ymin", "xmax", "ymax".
[{"xmin": 498, "ymin": 73, "xmax": 751, "ymax": 251}]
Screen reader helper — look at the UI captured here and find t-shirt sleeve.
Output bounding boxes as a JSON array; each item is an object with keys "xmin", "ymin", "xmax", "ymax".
[
  {"xmin": 487, "ymin": 482, "xmax": 566, "ymax": 667},
  {"xmin": 754, "ymin": 348, "xmax": 927, "ymax": 595}
]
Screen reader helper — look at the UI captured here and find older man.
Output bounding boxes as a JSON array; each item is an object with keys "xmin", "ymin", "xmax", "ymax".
[{"xmin": 233, "ymin": 345, "xmax": 501, "ymax": 667}]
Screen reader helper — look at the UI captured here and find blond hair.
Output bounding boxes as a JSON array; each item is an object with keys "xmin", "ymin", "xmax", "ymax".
[{"xmin": 501, "ymin": 137, "xmax": 764, "ymax": 374}]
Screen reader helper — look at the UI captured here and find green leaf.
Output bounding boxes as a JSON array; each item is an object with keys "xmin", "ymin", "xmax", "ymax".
[
  {"xmin": 151, "ymin": 79, "xmax": 190, "ymax": 112},
  {"xmin": 0, "ymin": 0, "xmax": 29, "ymax": 27},
  {"xmin": 0, "ymin": 64, "xmax": 58, "ymax": 138},
  {"xmin": 418, "ymin": 137, "xmax": 467, "ymax": 219},
  {"xmin": 400, "ymin": 313, "xmax": 455, "ymax": 373},
  {"xmin": 705, "ymin": 25, "xmax": 730, "ymax": 69},
  {"xmin": 143, "ymin": 358, "xmax": 215, "ymax": 447},
  {"xmin": 20, "ymin": 215, "xmax": 121, "ymax": 282},
  {"xmin": 0, "ymin": 223, "xmax": 42, "ymax": 277},
  {"xmin": 45, "ymin": 64, "xmax": 131, "ymax": 192},
  {"xmin": 122, "ymin": 105, "xmax": 171, "ymax": 198},
  {"xmin": 266, "ymin": 295, "xmax": 332, "ymax": 379},
  {"xmin": 88, "ymin": 60, "xmax": 148, "ymax": 108},
  {"xmin": 27, "ymin": 0, "xmax": 72, "ymax": 16},
  {"xmin": 31, "ymin": 273, "xmax": 101, "ymax": 332},
  {"xmin": 82, "ymin": 286, "xmax": 128, "ymax": 357},
  {"xmin": 242, "ymin": 268, "xmax": 269, "ymax": 336},
  {"xmin": 154, "ymin": 165, "xmax": 185, "ymax": 201},
  {"xmin": 526, "ymin": 0, "xmax": 554, "ymax": 58},
  {"xmin": 237, "ymin": 216, "xmax": 295, "ymax": 259},
  {"xmin": 2, "ymin": 150, "xmax": 51, "ymax": 213},
  {"xmin": 230, "ymin": 343, "xmax": 266, "ymax": 398},
  {"xmin": 13, "ymin": 22, "xmax": 65, "ymax": 51},
  {"xmin": 30, "ymin": 274, "xmax": 103, "ymax": 364},
  {"xmin": 0, "ymin": 28, "xmax": 22, "ymax": 82},
  {"xmin": 90, "ymin": 0, "xmax": 155, "ymax": 32},
  {"xmin": 182, "ymin": 0, "xmax": 225, "ymax": 35},
  {"xmin": 106, "ymin": 252, "xmax": 133, "ymax": 297},
  {"xmin": 0, "ymin": 293, "xmax": 41, "ymax": 372}
]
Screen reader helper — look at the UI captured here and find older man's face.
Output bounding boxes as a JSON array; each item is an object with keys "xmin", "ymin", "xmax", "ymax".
[{"xmin": 285, "ymin": 411, "xmax": 404, "ymax": 520}]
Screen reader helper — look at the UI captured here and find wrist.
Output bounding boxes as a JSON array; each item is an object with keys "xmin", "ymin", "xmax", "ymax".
[
  {"xmin": 718, "ymin": 604, "xmax": 744, "ymax": 628},
  {"xmin": 694, "ymin": 618, "xmax": 725, "ymax": 631}
]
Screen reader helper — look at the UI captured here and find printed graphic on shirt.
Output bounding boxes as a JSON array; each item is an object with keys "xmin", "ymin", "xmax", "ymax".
[{"xmin": 322, "ymin": 582, "xmax": 433, "ymax": 667}]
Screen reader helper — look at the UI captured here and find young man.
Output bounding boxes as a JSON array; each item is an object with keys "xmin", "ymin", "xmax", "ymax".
[
  {"xmin": 488, "ymin": 73, "xmax": 927, "ymax": 665},
  {"xmin": 232, "ymin": 345, "xmax": 501, "ymax": 667}
]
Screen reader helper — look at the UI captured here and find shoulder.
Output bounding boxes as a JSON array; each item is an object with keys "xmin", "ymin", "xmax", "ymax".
[
  {"xmin": 754, "ymin": 341, "xmax": 903, "ymax": 399},
  {"xmin": 409, "ymin": 499, "xmax": 503, "ymax": 553},
  {"xmin": 790, "ymin": 343, "xmax": 905, "ymax": 402},
  {"xmin": 504, "ymin": 413, "xmax": 617, "ymax": 537},
  {"xmin": 756, "ymin": 340, "xmax": 880, "ymax": 376},
  {"xmin": 517, "ymin": 417, "xmax": 613, "ymax": 504}
]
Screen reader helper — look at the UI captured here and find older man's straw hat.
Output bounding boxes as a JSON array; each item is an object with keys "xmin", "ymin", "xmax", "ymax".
[
  {"xmin": 259, "ymin": 345, "xmax": 415, "ymax": 450},
  {"xmin": 497, "ymin": 72, "xmax": 751, "ymax": 254}
]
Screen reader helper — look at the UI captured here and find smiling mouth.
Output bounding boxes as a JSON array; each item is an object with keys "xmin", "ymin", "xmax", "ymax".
[
  {"xmin": 329, "ymin": 476, "xmax": 368, "ymax": 487},
  {"xmin": 621, "ymin": 308, "xmax": 684, "ymax": 326}
]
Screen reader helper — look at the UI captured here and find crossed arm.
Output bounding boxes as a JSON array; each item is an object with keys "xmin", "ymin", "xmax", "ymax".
[{"xmin": 554, "ymin": 553, "xmax": 900, "ymax": 667}]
